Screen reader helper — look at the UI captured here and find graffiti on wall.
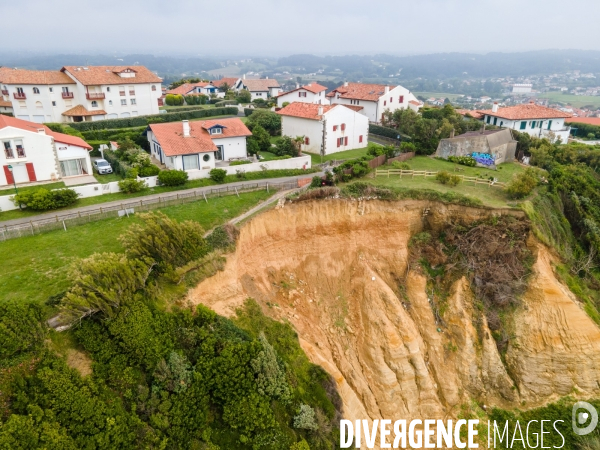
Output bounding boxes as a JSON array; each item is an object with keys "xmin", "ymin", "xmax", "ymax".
[{"xmin": 471, "ymin": 152, "xmax": 495, "ymax": 166}]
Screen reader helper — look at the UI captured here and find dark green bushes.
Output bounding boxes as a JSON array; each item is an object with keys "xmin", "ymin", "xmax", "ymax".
[
  {"xmin": 209, "ymin": 168, "xmax": 227, "ymax": 183},
  {"xmin": 505, "ymin": 168, "xmax": 539, "ymax": 199},
  {"xmin": 157, "ymin": 169, "xmax": 188, "ymax": 186},
  {"xmin": 0, "ymin": 301, "xmax": 46, "ymax": 360},
  {"xmin": 435, "ymin": 170, "xmax": 462, "ymax": 186},
  {"xmin": 12, "ymin": 188, "xmax": 79, "ymax": 211},
  {"xmin": 165, "ymin": 94, "xmax": 184, "ymax": 106},
  {"xmin": 117, "ymin": 178, "xmax": 147, "ymax": 193},
  {"xmin": 447, "ymin": 155, "xmax": 477, "ymax": 166}
]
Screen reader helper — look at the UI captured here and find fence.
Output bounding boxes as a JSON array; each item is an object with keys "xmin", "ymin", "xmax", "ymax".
[
  {"xmin": 387, "ymin": 152, "xmax": 416, "ymax": 164},
  {"xmin": 0, "ymin": 180, "xmax": 301, "ymax": 242},
  {"xmin": 375, "ymin": 168, "xmax": 507, "ymax": 188}
]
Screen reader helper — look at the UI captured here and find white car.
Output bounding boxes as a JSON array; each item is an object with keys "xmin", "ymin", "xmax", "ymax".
[{"xmin": 93, "ymin": 159, "xmax": 113, "ymax": 174}]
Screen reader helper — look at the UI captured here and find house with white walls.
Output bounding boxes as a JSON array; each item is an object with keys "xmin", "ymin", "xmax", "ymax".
[
  {"xmin": 275, "ymin": 83, "xmax": 328, "ymax": 107},
  {"xmin": 211, "ymin": 78, "xmax": 240, "ymax": 92},
  {"xmin": 0, "ymin": 115, "xmax": 92, "ymax": 187},
  {"xmin": 326, "ymin": 82, "xmax": 419, "ymax": 123},
  {"xmin": 166, "ymin": 82, "xmax": 221, "ymax": 98},
  {"xmin": 0, "ymin": 65, "xmax": 162, "ymax": 124},
  {"xmin": 479, "ymin": 102, "xmax": 572, "ymax": 142},
  {"xmin": 147, "ymin": 118, "xmax": 252, "ymax": 171},
  {"xmin": 277, "ymin": 102, "xmax": 368, "ymax": 155},
  {"xmin": 234, "ymin": 76, "xmax": 281, "ymax": 100},
  {"xmin": 0, "ymin": 99, "xmax": 13, "ymax": 116}
]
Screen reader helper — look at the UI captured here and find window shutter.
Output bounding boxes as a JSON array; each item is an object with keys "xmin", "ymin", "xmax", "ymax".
[
  {"xmin": 25, "ymin": 163, "xmax": 37, "ymax": 182},
  {"xmin": 390, "ymin": 97, "xmax": 393, "ymax": 102},
  {"xmin": 299, "ymin": 92, "xmax": 301, "ymax": 97},
  {"xmin": 337, "ymin": 138, "xmax": 341, "ymax": 148},
  {"xmin": 341, "ymin": 123, "xmax": 346, "ymax": 131},
  {"xmin": 359, "ymin": 135, "xmax": 363, "ymax": 143},
  {"xmin": 344, "ymin": 136, "xmax": 348, "ymax": 146},
  {"xmin": 384, "ymin": 101, "xmax": 387, "ymax": 106},
  {"xmin": 3, "ymin": 165, "xmax": 14, "ymax": 184},
  {"xmin": 305, "ymin": 137, "xmax": 310, "ymax": 145},
  {"xmin": 399, "ymin": 96, "xmax": 404, "ymax": 103},
  {"xmin": 333, "ymin": 125, "xmax": 337, "ymax": 131}
]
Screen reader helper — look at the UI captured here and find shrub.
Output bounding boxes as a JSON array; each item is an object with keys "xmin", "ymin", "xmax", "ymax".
[
  {"xmin": 206, "ymin": 223, "xmax": 240, "ymax": 250},
  {"xmin": 400, "ymin": 141, "xmax": 417, "ymax": 153},
  {"xmin": 436, "ymin": 171, "xmax": 461, "ymax": 186},
  {"xmin": 247, "ymin": 137, "xmax": 260, "ymax": 156},
  {"xmin": 165, "ymin": 94, "xmax": 184, "ymax": 106},
  {"xmin": 214, "ymin": 100, "xmax": 238, "ymax": 107},
  {"xmin": 209, "ymin": 168, "xmax": 227, "ymax": 183},
  {"xmin": 310, "ymin": 176, "xmax": 324, "ymax": 188},
  {"xmin": 158, "ymin": 169, "xmax": 188, "ymax": 186},
  {"xmin": 237, "ymin": 89, "xmax": 252, "ymax": 104},
  {"xmin": 251, "ymin": 333, "xmax": 291, "ymax": 401},
  {"xmin": 252, "ymin": 124, "xmax": 272, "ymax": 153},
  {"xmin": 447, "ymin": 155, "xmax": 477, "ymax": 166},
  {"xmin": 293, "ymin": 404, "xmax": 318, "ymax": 430},
  {"xmin": 274, "ymin": 136, "xmax": 298, "ymax": 157},
  {"xmin": 13, "ymin": 188, "xmax": 79, "ymax": 211},
  {"xmin": 281, "ymin": 102, "xmax": 290, "ymax": 108},
  {"xmin": 118, "ymin": 178, "xmax": 147, "ymax": 193},
  {"xmin": 391, "ymin": 161, "xmax": 411, "ymax": 170},
  {"xmin": 369, "ymin": 123, "xmax": 410, "ymax": 141},
  {"xmin": 139, "ymin": 165, "xmax": 160, "ymax": 177},
  {"xmin": 124, "ymin": 167, "xmax": 139, "ymax": 179},
  {"xmin": 0, "ymin": 301, "xmax": 46, "ymax": 360},
  {"xmin": 506, "ymin": 168, "xmax": 539, "ymax": 199}
]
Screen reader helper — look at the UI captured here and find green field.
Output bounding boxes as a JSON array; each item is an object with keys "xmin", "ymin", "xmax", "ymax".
[
  {"xmin": 0, "ymin": 190, "xmax": 271, "ymax": 305},
  {"xmin": 538, "ymin": 92, "xmax": 600, "ymax": 109},
  {"xmin": 306, "ymin": 146, "xmax": 370, "ymax": 165}
]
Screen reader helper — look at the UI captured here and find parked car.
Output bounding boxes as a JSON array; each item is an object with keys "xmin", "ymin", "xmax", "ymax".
[{"xmin": 93, "ymin": 159, "xmax": 113, "ymax": 174}]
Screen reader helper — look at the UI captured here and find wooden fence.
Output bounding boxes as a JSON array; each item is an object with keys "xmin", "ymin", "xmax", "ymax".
[
  {"xmin": 375, "ymin": 168, "xmax": 507, "ymax": 188},
  {"xmin": 387, "ymin": 152, "xmax": 416, "ymax": 164},
  {"xmin": 0, "ymin": 180, "xmax": 301, "ymax": 242}
]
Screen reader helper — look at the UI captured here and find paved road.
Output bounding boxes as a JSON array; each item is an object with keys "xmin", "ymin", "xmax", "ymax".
[{"xmin": 0, "ymin": 173, "xmax": 322, "ymax": 228}]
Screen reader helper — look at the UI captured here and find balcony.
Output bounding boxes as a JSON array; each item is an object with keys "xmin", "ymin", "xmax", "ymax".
[
  {"xmin": 1, "ymin": 89, "xmax": 8, "ymax": 95},
  {"xmin": 13, "ymin": 92, "xmax": 26, "ymax": 100},
  {"xmin": 16, "ymin": 147, "xmax": 26, "ymax": 158},
  {"xmin": 62, "ymin": 92, "xmax": 74, "ymax": 99},
  {"xmin": 129, "ymin": 90, "xmax": 135, "ymax": 96},
  {"xmin": 119, "ymin": 91, "xmax": 126, "ymax": 96},
  {"xmin": 86, "ymin": 93, "xmax": 105, "ymax": 100},
  {"xmin": 4, "ymin": 148, "xmax": 14, "ymax": 159}
]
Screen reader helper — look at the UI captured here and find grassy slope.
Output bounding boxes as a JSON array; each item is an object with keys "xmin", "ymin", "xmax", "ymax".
[
  {"xmin": 0, "ymin": 190, "xmax": 271, "ymax": 305},
  {"xmin": 306, "ymin": 146, "xmax": 370, "ymax": 165},
  {"xmin": 538, "ymin": 92, "xmax": 600, "ymax": 108}
]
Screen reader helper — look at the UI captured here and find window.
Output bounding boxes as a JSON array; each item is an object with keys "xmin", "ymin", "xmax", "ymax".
[
  {"xmin": 520, "ymin": 121, "xmax": 526, "ymax": 130},
  {"xmin": 152, "ymin": 85, "xmax": 157, "ymax": 91},
  {"xmin": 493, "ymin": 117, "xmax": 497, "ymax": 125},
  {"xmin": 211, "ymin": 128, "xmax": 222, "ymax": 135},
  {"xmin": 119, "ymin": 86, "xmax": 125, "ymax": 96},
  {"xmin": 16, "ymin": 87, "xmax": 24, "ymax": 95},
  {"xmin": 19, "ymin": 101, "xmax": 26, "ymax": 108},
  {"xmin": 107, "ymin": 87, "xmax": 110, "ymax": 92},
  {"xmin": 33, "ymin": 87, "xmax": 40, "ymax": 94},
  {"xmin": 500, "ymin": 121, "xmax": 503, "ymax": 127},
  {"xmin": 52, "ymin": 101, "xmax": 56, "ymax": 106},
  {"xmin": 130, "ymin": 98, "xmax": 136, "ymax": 105},
  {"xmin": 62, "ymin": 87, "xmax": 69, "ymax": 93},
  {"xmin": 15, "ymin": 140, "xmax": 25, "ymax": 158},
  {"xmin": 333, "ymin": 125, "xmax": 338, "ymax": 131},
  {"xmin": 486, "ymin": 116, "xmax": 491, "ymax": 124},
  {"xmin": 182, "ymin": 154, "xmax": 199, "ymax": 170},
  {"xmin": 341, "ymin": 123, "xmax": 346, "ymax": 131},
  {"xmin": 59, "ymin": 158, "xmax": 88, "ymax": 177},
  {"xmin": 49, "ymin": 87, "xmax": 53, "ymax": 92},
  {"xmin": 121, "ymin": 99, "xmax": 127, "ymax": 106},
  {"xmin": 3, "ymin": 141, "xmax": 13, "ymax": 159},
  {"xmin": 531, "ymin": 121, "xmax": 536, "ymax": 129},
  {"xmin": 548, "ymin": 120, "xmax": 552, "ymax": 130},
  {"xmin": 399, "ymin": 95, "xmax": 404, "ymax": 103},
  {"xmin": 128, "ymin": 86, "xmax": 135, "ymax": 95},
  {"xmin": 359, "ymin": 135, "xmax": 363, "ymax": 143},
  {"xmin": 384, "ymin": 100, "xmax": 387, "ymax": 106},
  {"xmin": 91, "ymin": 101, "xmax": 98, "ymax": 107},
  {"xmin": 390, "ymin": 97, "xmax": 393, "ymax": 103},
  {"xmin": 203, "ymin": 154, "xmax": 210, "ymax": 162},
  {"xmin": 109, "ymin": 100, "xmax": 113, "ymax": 106},
  {"xmin": 35, "ymin": 101, "xmax": 43, "ymax": 109},
  {"xmin": 304, "ymin": 136, "xmax": 310, "ymax": 145}
]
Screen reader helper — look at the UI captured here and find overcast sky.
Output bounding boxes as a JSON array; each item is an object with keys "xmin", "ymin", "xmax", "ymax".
[{"xmin": 3, "ymin": 0, "xmax": 600, "ymax": 56}]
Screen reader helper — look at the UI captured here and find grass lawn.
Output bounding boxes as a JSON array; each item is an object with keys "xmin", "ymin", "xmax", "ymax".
[
  {"xmin": 538, "ymin": 92, "xmax": 600, "ymax": 109},
  {"xmin": 306, "ymin": 146, "xmax": 370, "ymax": 165},
  {"xmin": 0, "ymin": 190, "xmax": 272, "ymax": 305},
  {"xmin": 259, "ymin": 151, "xmax": 280, "ymax": 161},
  {"xmin": 0, "ymin": 181, "xmax": 66, "ymax": 197},
  {"xmin": 93, "ymin": 172, "xmax": 122, "ymax": 184}
]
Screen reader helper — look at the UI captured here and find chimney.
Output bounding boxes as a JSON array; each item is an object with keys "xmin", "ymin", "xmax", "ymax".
[
  {"xmin": 182, "ymin": 120, "xmax": 190, "ymax": 137},
  {"xmin": 318, "ymin": 106, "xmax": 323, "ymax": 116},
  {"xmin": 450, "ymin": 128, "xmax": 455, "ymax": 138},
  {"xmin": 266, "ymin": 76, "xmax": 269, "ymax": 79},
  {"xmin": 308, "ymin": 83, "xmax": 312, "ymax": 87},
  {"xmin": 37, "ymin": 128, "xmax": 46, "ymax": 135},
  {"xmin": 242, "ymin": 74, "xmax": 246, "ymax": 80},
  {"xmin": 492, "ymin": 102, "xmax": 499, "ymax": 113},
  {"xmin": 385, "ymin": 85, "xmax": 390, "ymax": 94},
  {"xmin": 343, "ymin": 81, "xmax": 348, "ymax": 87},
  {"xmin": 296, "ymin": 83, "xmax": 300, "ymax": 89}
]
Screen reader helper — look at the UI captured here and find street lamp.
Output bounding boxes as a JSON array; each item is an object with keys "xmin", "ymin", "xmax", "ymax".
[{"xmin": 7, "ymin": 165, "xmax": 22, "ymax": 210}]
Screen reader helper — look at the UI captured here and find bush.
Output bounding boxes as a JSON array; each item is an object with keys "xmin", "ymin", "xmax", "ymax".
[
  {"xmin": 183, "ymin": 94, "xmax": 208, "ymax": 105},
  {"xmin": 139, "ymin": 165, "xmax": 160, "ymax": 177},
  {"xmin": 247, "ymin": 137, "xmax": 260, "ymax": 156},
  {"xmin": 293, "ymin": 404, "xmax": 318, "ymax": 430},
  {"xmin": 246, "ymin": 109, "xmax": 282, "ymax": 136},
  {"xmin": 214, "ymin": 100, "xmax": 238, "ymax": 107},
  {"xmin": 209, "ymin": 168, "xmax": 227, "ymax": 183},
  {"xmin": 165, "ymin": 94, "xmax": 184, "ymax": 106},
  {"xmin": 369, "ymin": 123, "xmax": 410, "ymax": 141},
  {"xmin": 206, "ymin": 223, "xmax": 240, "ymax": 250},
  {"xmin": 435, "ymin": 171, "xmax": 461, "ymax": 186},
  {"xmin": 400, "ymin": 141, "xmax": 417, "ymax": 153},
  {"xmin": 391, "ymin": 161, "xmax": 411, "ymax": 170},
  {"xmin": 274, "ymin": 136, "xmax": 298, "ymax": 157},
  {"xmin": 310, "ymin": 176, "xmax": 324, "ymax": 188},
  {"xmin": 244, "ymin": 107, "xmax": 256, "ymax": 117},
  {"xmin": 0, "ymin": 301, "xmax": 46, "ymax": 360},
  {"xmin": 13, "ymin": 188, "xmax": 79, "ymax": 211},
  {"xmin": 118, "ymin": 178, "xmax": 147, "ymax": 193},
  {"xmin": 506, "ymin": 168, "xmax": 539, "ymax": 199},
  {"xmin": 252, "ymin": 124, "xmax": 272, "ymax": 153},
  {"xmin": 447, "ymin": 155, "xmax": 477, "ymax": 166},
  {"xmin": 158, "ymin": 169, "xmax": 189, "ymax": 186},
  {"xmin": 237, "ymin": 89, "xmax": 252, "ymax": 104}
]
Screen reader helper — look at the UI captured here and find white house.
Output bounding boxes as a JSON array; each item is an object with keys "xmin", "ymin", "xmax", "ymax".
[
  {"xmin": 0, "ymin": 65, "xmax": 162, "ymax": 124},
  {"xmin": 0, "ymin": 99, "xmax": 13, "ymax": 116},
  {"xmin": 276, "ymin": 83, "xmax": 329, "ymax": 107},
  {"xmin": 1, "ymin": 115, "xmax": 92, "ymax": 187},
  {"xmin": 234, "ymin": 76, "xmax": 281, "ymax": 100},
  {"xmin": 480, "ymin": 102, "xmax": 572, "ymax": 142},
  {"xmin": 277, "ymin": 102, "xmax": 368, "ymax": 155},
  {"xmin": 512, "ymin": 84, "xmax": 533, "ymax": 94},
  {"xmin": 147, "ymin": 118, "xmax": 252, "ymax": 171},
  {"xmin": 326, "ymin": 82, "xmax": 419, "ymax": 123},
  {"xmin": 166, "ymin": 82, "xmax": 221, "ymax": 98}
]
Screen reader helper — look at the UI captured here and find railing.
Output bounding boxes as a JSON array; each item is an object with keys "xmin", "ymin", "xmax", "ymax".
[
  {"xmin": 62, "ymin": 92, "xmax": 74, "ymax": 99},
  {"xmin": 1, "ymin": 89, "xmax": 8, "ymax": 95},
  {"xmin": 13, "ymin": 92, "xmax": 26, "ymax": 99},
  {"xmin": 16, "ymin": 147, "xmax": 26, "ymax": 158},
  {"xmin": 129, "ymin": 90, "xmax": 135, "ymax": 96},
  {"xmin": 4, "ymin": 148, "xmax": 14, "ymax": 159},
  {"xmin": 119, "ymin": 91, "xmax": 126, "ymax": 96},
  {"xmin": 86, "ymin": 93, "xmax": 105, "ymax": 100},
  {"xmin": 0, "ymin": 180, "xmax": 301, "ymax": 242},
  {"xmin": 375, "ymin": 168, "xmax": 507, "ymax": 188}
]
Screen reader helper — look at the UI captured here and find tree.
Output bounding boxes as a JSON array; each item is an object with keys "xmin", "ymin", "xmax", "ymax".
[
  {"xmin": 505, "ymin": 168, "xmax": 539, "ymax": 199},
  {"xmin": 274, "ymin": 136, "xmax": 298, "ymax": 157},
  {"xmin": 252, "ymin": 125, "xmax": 272, "ymax": 153},
  {"xmin": 293, "ymin": 405, "xmax": 318, "ymax": 430},
  {"xmin": 251, "ymin": 333, "xmax": 291, "ymax": 402},
  {"xmin": 246, "ymin": 110, "xmax": 282, "ymax": 136},
  {"xmin": 237, "ymin": 89, "xmax": 251, "ymax": 103},
  {"xmin": 218, "ymin": 82, "xmax": 230, "ymax": 93}
]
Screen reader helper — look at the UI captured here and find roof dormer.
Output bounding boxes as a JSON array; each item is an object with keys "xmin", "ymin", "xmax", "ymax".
[
  {"xmin": 115, "ymin": 68, "xmax": 137, "ymax": 78},
  {"xmin": 203, "ymin": 123, "xmax": 227, "ymax": 135}
]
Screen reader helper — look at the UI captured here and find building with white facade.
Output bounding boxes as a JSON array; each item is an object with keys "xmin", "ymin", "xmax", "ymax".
[
  {"xmin": 276, "ymin": 83, "xmax": 328, "ymax": 107},
  {"xmin": 326, "ymin": 82, "xmax": 419, "ymax": 123},
  {"xmin": 1, "ymin": 115, "xmax": 92, "ymax": 187},
  {"xmin": 480, "ymin": 102, "xmax": 572, "ymax": 142},
  {"xmin": 166, "ymin": 82, "xmax": 221, "ymax": 98},
  {"xmin": 0, "ymin": 99, "xmax": 13, "ymax": 116},
  {"xmin": 147, "ymin": 118, "xmax": 251, "ymax": 171},
  {"xmin": 0, "ymin": 65, "xmax": 162, "ymax": 124},
  {"xmin": 234, "ymin": 76, "xmax": 281, "ymax": 100},
  {"xmin": 277, "ymin": 102, "xmax": 368, "ymax": 155},
  {"xmin": 512, "ymin": 84, "xmax": 533, "ymax": 94}
]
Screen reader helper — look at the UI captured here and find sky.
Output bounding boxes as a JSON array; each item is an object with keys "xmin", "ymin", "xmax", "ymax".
[{"xmin": 2, "ymin": 0, "xmax": 600, "ymax": 56}]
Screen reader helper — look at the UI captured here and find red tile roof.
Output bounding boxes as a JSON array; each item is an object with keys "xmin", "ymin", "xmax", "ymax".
[
  {"xmin": 211, "ymin": 78, "xmax": 239, "ymax": 88},
  {"xmin": 61, "ymin": 65, "xmax": 162, "ymax": 86},
  {"xmin": 166, "ymin": 83, "xmax": 196, "ymax": 95},
  {"xmin": 0, "ymin": 115, "xmax": 91, "ymax": 149},
  {"xmin": 0, "ymin": 67, "xmax": 75, "ymax": 85},
  {"xmin": 240, "ymin": 79, "xmax": 280, "ymax": 91},
  {"xmin": 479, "ymin": 104, "xmax": 572, "ymax": 120},
  {"xmin": 0, "ymin": 99, "xmax": 12, "ymax": 108},
  {"xmin": 276, "ymin": 102, "xmax": 361, "ymax": 120},
  {"xmin": 277, "ymin": 83, "xmax": 328, "ymax": 98},
  {"xmin": 565, "ymin": 117, "xmax": 600, "ymax": 126},
  {"xmin": 456, "ymin": 109, "xmax": 485, "ymax": 120},
  {"xmin": 62, "ymin": 105, "xmax": 107, "ymax": 116},
  {"xmin": 326, "ymin": 82, "xmax": 396, "ymax": 102},
  {"xmin": 149, "ymin": 118, "xmax": 250, "ymax": 157}
]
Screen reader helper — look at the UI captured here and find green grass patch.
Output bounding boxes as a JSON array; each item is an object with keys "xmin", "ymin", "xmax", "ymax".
[
  {"xmin": 93, "ymin": 172, "xmax": 122, "ymax": 184},
  {"xmin": 406, "ymin": 156, "xmax": 525, "ymax": 183},
  {"xmin": 306, "ymin": 146, "xmax": 370, "ymax": 165},
  {"xmin": 0, "ymin": 181, "xmax": 66, "ymax": 197},
  {"xmin": 0, "ymin": 190, "xmax": 272, "ymax": 305},
  {"xmin": 538, "ymin": 92, "xmax": 600, "ymax": 109}
]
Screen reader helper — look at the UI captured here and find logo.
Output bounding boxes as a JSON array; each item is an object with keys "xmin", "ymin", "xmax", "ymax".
[{"xmin": 572, "ymin": 401, "xmax": 598, "ymax": 436}]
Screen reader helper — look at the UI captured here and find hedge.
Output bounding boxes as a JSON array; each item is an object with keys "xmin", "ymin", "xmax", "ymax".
[
  {"xmin": 570, "ymin": 122, "xmax": 600, "ymax": 139},
  {"xmin": 244, "ymin": 108, "xmax": 256, "ymax": 117},
  {"xmin": 158, "ymin": 105, "xmax": 211, "ymax": 113},
  {"xmin": 68, "ymin": 107, "xmax": 239, "ymax": 131},
  {"xmin": 215, "ymin": 100, "xmax": 238, "ymax": 107},
  {"xmin": 369, "ymin": 124, "xmax": 411, "ymax": 141},
  {"xmin": 103, "ymin": 149, "xmax": 133, "ymax": 178},
  {"xmin": 81, "ymin": 127, "xmax": 147, "ymax": 141}
]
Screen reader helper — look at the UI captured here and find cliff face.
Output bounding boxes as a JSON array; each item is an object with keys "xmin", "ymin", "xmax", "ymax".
[{"xmin": 188, "ymin": 199, "xmax": 600, "ymax": 436}]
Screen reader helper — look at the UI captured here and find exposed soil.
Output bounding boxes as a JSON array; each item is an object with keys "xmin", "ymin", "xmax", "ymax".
[{"xmin": 187, "ymin": 198, "xmax": 600, "ymax": 448}]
